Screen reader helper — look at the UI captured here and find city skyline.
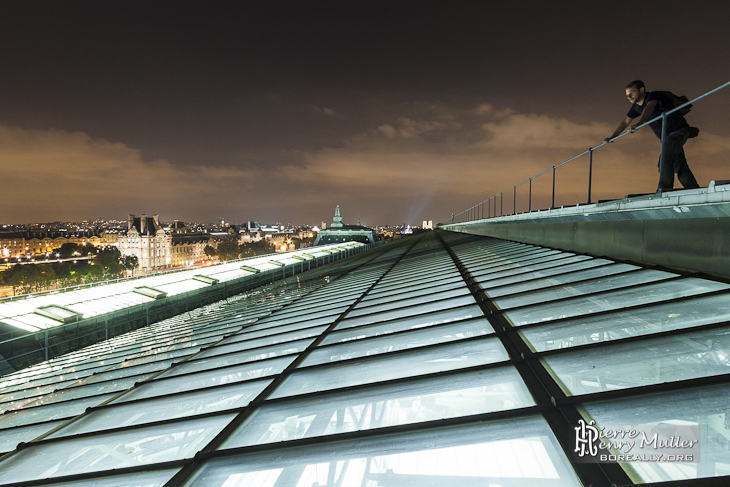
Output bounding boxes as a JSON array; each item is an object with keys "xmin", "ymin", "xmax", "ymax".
[{"xmin": 2, "ymin": 1, "xmax": 730, "ymax": 224}]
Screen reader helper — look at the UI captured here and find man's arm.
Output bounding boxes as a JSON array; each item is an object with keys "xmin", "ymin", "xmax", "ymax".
[
  {"xmin": 629, "ymin": 100, "xmax": 658, "ymax": 132},
  {"xmin": 604, "ymin": 116, "xmax": 633, "ymax": 143}
]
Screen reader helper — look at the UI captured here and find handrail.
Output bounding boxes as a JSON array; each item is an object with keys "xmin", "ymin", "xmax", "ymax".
[{"xmin": 441, "ymin": 80, "xmax": 730, "ymax": 226}]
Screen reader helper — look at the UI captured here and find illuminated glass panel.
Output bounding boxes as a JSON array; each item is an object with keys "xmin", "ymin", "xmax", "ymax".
[
  {"xmin": 583, "ymin": 383, "xmax": 730, "ymax": 482},
  {"xmin": 223, "ymin": 367, "xmax": 533, "ymax": 448},
  {"xmin": 47, "ymin": 469, "xmax": 180, "ymax": 487},
  {"xmin": 0, "ymin": 414, "xmax": 235, "ymax": 484},
  {"xmin": 544, "ymin": 327, "xmax": 730, "ymax": 396},
  {"xmin": 324, "ymin": 305, "xmax": 485, "ymax": 344},
  {"xmin": 494, "ymin": 269, "xmax": 676, "ymax": 310},
  {"xmin": 521, "ymin": 293, "xmax": 730, "ymax": 352},
  {"xmin": 271, "ymin": 338, "xmax": 509, "ymax": 399},
  {"xmin": 189, "ymin": 416, "xmax": 581, "ymax": 486},
  {"xmin": 50, "ymin": 380, "xmax": 269, "ymax": 438},
  {"xmin": 0, "ymin": 419, "xmax": 66, "ymax": 453},
  {"xmin": 302, "ymin": 318, "xmax": 492, "ymax": 367},
  {"xmin": 165, "ymin": 353, "xmax": 296, "ymax": 379},
  {"xmin": 505, "ymin": 278, "xmax": 730, "ymax": 326},
  {"xmin": 485, "ymin": 261, "xmax": 634, "ymax": 297}
]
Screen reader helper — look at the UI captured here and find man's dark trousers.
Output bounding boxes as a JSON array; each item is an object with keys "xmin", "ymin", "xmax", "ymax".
[{"xmin": 658, "ymin": 128, "xmax": 700, "ymax": 190}]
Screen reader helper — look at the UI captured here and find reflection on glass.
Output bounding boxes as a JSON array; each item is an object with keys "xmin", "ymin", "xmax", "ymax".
[
  {"xmin": 545, "ymin": 327, "xmax": 730, "ymax": 396},
  {"xmin": 217, "ymin": 325, "xmax": 328, "ymax": 349},
  {"xmin": 271, "ymin": 338, "xmax": 509, "ymax": 399},
  {"xmin": 0, "ymin": 420, "xmax": 66, "ymax": 453},
  {"xmin": 303, "ymin": 319, "xmax": 492, "ymax": 367},
  {"xmin": 348, "ymin": 288, "xmax": 470, "ymax": 317},
  {"xmin": 194, "ymin": 337, "xmax": 315, "ymax": 361},
  {"xmin": 505, "ymin": 278, "xmax": 730, "ymax": 326},
  {"xmin": 522, "ymin": 293, "xmax": 730, "ymax": 352},
  {"xmin": 333, "ymin": 295, "xmax": 477, "ymax": 329},
  {"xmin": 188, "ymin": 416, "xmax": 581, "ymax": 486},
  {"xmin": 494, "ymin": 269, "xmax": 674, "ymax": 310},
  {"xmin": 0, "ymin": 414, "xmax": 235, "ymax": 484},
  {"xmin": 51, "ymin": 380, "xmax": 270, "ymax": 438},
  {"xmin": 223, "ymin": 367, "xmax": 533, "ymax": 448},
  {"xmin": 0, "ymin": 393, "xmax": 116, "ymax": 430},
  {"xmin": 165, "ymin": 353, "xmax": 296, "ymax": 379},
  {"xmin": 47, "ymin": 468, "xmax": 180, "ymax": 487},
  {"xmin": 485, "ymin": 260, "xmax": 623, "ymax": 297},
  {"xmin": 359, "ymin": 279, "xmax": 464, "ymax": 308},
  {"xmin": 583, "ymin": 383, "xmax": 730, "ymax": 482},
  {"xmin": 325, "ymin": 304, "xmax": 485, "ymax": 344}
]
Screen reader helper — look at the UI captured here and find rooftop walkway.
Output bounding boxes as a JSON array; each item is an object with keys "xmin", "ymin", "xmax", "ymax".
[{"xmin": 441, "ymin": 181, "xmax": 730, "ymax": 280}]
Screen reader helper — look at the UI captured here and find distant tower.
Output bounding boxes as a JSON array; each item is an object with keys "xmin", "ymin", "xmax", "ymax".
[{"xmin": 331, "ymin": 205, "xmax": 344, "ymax": 228}]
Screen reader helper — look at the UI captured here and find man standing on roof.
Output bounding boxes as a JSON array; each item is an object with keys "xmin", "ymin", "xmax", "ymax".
[{"xmin": 604, "ymin": 80, "xmax": 699, "ymax": 191}]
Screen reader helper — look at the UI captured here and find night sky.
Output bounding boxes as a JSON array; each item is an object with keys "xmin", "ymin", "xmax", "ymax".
[{"xmin": 2, "ymin": 1, "xmax": 729, "ymax": 226}]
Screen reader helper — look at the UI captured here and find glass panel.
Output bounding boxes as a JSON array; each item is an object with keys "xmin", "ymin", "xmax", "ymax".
[
  {"xmin": 46, "ymin": 469, "xmax": 180, "ymax": 487},
  {"xmin": 505, "ymin": 278, "xmax": 730, "ymax": 326},
  {"xmin": 194, "ymin": 337, "xmax": 315, "ymax": 361},
  {"xmin": 237, "ymin": 315, "xmax": 337, "ymax": 339},
  {"xmin": 469, "ymin": 249, "xmax": 566, "ymax": 274},
  {"xmin": 218, "ymin": 325, "xmax": 328, "ymax": 348},
  {"xmin": 121, "ymin": 358, "xmax": 290, "ymax": 401},
  {"xmin": 302, "ymin": 319, "xmax": 492, "ymax": 367},
  {"xmin": 0, "ymin": 414, "xmax": 235, "ymax": 484},
  {"xmin": 348, "ymin": 288, "xmax": 470, "ymax": 317},
  {"xmin": 68, "ymin": 360, "xmax": 175, "ymax": 386},
  {"xmin": 188, "ymin": 416, "xmax": 581, "ymax": 487},
  {"xmin": 0, "ymin": 393, "xmax": 116, "ymax": 430},
  {"xmin": 0, "ymin": 420, "xmax": 66, "ymax": 453},
  {"xmin": 544, "ymin": 327, "xmax": 730, "ymax": 396},
  {"xmin": 21, "ymin": 374, "xmax": 145, "ymax": 408},
  {"xmin": 325, "ymin": 304, "xmax": 485, "ymax": 344},
  {"xmin": 357, "ymin": 280, "xmax": 465, "ymax": 308},
  {"xmin": 369, "ymin": 272, "xmax": 461, "ymax": 295},
  {"xmin": 223, "ymin": 367, "xmax": 533, "ymax": 448},
  {"xmin": 335, "ymin": 295, "xmax": 477, "ymax": 328},
  {"xmin": 521, "ymin": 293, "xmax": 730, "ymax": 352},
  {"xmin": 474, "ymin": 255, "xmax": 595, "ymax": 287},
  {"xmin": 50, "ymin": 380, "xmax": 270, "ymax": 438},
  {"xmin": 583, "ymin": 383, "xmax": 730, "ymax": 483},
  {"xmin": 485, "ymin": 261, "xmax": 633, "ymax": 297},
  {"xmin": 166, "ymin": 353, "xmax": 296, "ymax": 379},
  {"xmin": 494, "ymin": 269, "xmax": 675, "ymax": 310},
  {"xmin": 363, "ymin": 274, "xmax": 463, "ymax": 300},
  {"xmin": 271, "ymin": 338, "xmax": 509, "ymax": 399}
]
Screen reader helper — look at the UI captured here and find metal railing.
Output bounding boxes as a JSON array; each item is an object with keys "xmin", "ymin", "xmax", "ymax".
[{"xmin": 441, "ymin": 80, "xmax": 730, "ymax": 226}]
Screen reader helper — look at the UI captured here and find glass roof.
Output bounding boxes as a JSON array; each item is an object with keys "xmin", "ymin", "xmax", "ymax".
[
  {"xmin": 0, "ymin": 232, "xmax": 728, "ymax": 486},
  {"xmin": 0, "ymin": 243, "xmax": 363, "ymax": 332}
]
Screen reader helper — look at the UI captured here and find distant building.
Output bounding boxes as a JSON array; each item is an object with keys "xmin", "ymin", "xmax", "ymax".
[
  {"xmin": 118, "ymin": 214, "xmax": 214, "ymax": 270},
  {"xmin": 0, "ymin": 230, "xmax": 116, "ymax": 259},
  {"xmin": 423, "ymin": 220, "xmax": 433, "ymax": 230},
  {"xmin": 313, "ymin": 205, "xmax": 378, "ymax": 246}
]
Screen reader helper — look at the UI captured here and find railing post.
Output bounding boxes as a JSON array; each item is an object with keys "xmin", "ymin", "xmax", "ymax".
[
  {"xmin": 529, "ymin": 178, "xmax": 532, "ymax": 212},
  {"xmin": 500, "ymin": 192, "xmax": 503, "ymax": 217},
  {"xmin": 551, "ymin": 166, "xmax": 556, "ymax": 209},
  {"xmin": 587, "ymin": 147, "xmax": 594, "ymax": 204},
  {"xmin": 659, "ymin": 112, "xmax": 667, "ymax": 185}
]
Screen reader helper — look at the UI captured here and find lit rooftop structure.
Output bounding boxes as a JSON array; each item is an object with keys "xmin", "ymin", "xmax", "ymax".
[{"xmin": 0, "ymin": 222, "xmax": 728, "ymax": 486}]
